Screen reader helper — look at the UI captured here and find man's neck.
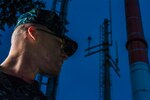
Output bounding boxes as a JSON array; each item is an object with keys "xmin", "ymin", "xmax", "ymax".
[{"xmin": 0, "ymin": 55, "xmax": 38, "ymax": 84}]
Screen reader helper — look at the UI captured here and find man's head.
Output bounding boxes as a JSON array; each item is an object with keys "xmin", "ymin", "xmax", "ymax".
[
  {"xmin": 11, "ymin": 9, "xmax": 78, "ymax": 76},
  {"xmin": 15, "ymin": 9, "xmax": 78, "ymax": 57}
]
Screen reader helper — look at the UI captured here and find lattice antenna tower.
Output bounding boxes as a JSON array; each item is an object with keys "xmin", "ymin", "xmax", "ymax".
[{"xmin": 85, "ymin": 0, "xmax": 120, "ymax": 100}]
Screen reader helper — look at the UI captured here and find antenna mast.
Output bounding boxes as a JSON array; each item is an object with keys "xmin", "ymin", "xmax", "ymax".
[{"xmin": 85, "ymin": 0, "xmax": 120, "ymax": 100}]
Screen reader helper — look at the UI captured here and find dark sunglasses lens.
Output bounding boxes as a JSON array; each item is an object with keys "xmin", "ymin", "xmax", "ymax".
[{"xmin": 63, "ymin": 42, "xmax": 76, "ymax": 56}]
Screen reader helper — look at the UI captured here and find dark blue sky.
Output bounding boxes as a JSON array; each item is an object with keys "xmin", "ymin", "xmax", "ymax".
[{"xmin": 0, "ymin": 0, "xmax": 150, "ymax": 100}]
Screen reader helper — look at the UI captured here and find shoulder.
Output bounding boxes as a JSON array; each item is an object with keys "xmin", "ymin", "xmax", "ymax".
[
  {"xmin": 0, "ymin": 71, "xmax": 14, "ymax": 96},
  {"xmin": 0, "ymin": 70, "xmax": 47, "ymax": 100}
]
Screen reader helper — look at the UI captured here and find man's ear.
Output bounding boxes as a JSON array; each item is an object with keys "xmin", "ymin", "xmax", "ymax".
[{"xmin": 27, "ymin": 26, "xmax": 37, "ymax": 40}]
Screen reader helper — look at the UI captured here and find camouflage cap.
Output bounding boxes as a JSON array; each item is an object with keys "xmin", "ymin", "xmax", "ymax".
[{"xmin": 15, "ymin": 9, "xmax": 78, "ymax": 57}]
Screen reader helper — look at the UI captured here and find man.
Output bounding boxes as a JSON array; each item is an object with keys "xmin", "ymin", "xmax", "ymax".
[{"xmin": 0, "ymin": 9, "xmax": 78, "ymax": 100}]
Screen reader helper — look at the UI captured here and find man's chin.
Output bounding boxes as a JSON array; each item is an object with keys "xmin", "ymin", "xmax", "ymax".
[{"xmin": 39, "ymin": 70, "xmax": 60, "ymax": 77}]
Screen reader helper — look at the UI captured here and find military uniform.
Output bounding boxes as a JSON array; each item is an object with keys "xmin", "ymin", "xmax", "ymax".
[{"xmin": 0, "ymin": 71, "xmax": 46, "ymax": 100}]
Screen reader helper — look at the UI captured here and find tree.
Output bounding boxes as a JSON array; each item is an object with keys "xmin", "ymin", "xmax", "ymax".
[{"xmin": 0, "ymin": 0, "xmax": 45, "ymax": 31}]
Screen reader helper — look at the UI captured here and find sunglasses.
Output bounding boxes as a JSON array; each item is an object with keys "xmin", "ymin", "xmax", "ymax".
[
  {"xmin": 36, "ymin": 28, "xmax": 76, "ymax": 57},
  {"xmin": 36, "ymin": 28, "xmax": 66, "ymax": 52}
]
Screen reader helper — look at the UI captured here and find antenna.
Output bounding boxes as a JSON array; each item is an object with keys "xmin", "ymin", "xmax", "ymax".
[
  {"xmin": 84, "ymin": 1, "xmax": 120, "ymax": 100},
  {"xmin": 0, "ymin": 34, "xmax": 1, "ymax": 45},
  {"xmin": 109, "ymin": 0, "xmax": 112, "ymax": 45},
  {"xmin": 115, "ymin": 41, "xmax": 118, "ymax": 65},
  {"xmin": 87, "ymin": 35, "xmax": 92, "ymax": 54}
]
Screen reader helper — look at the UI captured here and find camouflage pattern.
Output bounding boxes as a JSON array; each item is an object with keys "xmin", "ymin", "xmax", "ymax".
[{"xmin": 0, "ymin": 71, "xmax": 47, "ymax": 100}]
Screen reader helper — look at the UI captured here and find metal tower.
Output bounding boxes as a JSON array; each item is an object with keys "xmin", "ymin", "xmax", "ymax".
[
  {"xmin": 85, "ymin": 1, "xmax": 120, "ymax": 100},
  {"xmin": 85, "ymin": 18, "xmax": 120, "ymax": 100},
  {"xmin": 125, "ymin": 0, "xmax": 150, "ymax": 100},
  {"xmin": 0, "ymin": 34, "xmax": 1, "ymax": 45},
  {"xmin": 37, "ymin": 0, "xmax": 70, "ymax": 100}
]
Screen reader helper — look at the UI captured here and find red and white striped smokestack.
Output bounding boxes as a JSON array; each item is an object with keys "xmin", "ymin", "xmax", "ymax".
[{"xmin": 125, "ymin": 0, "xmax": 150, "ymax": 100}]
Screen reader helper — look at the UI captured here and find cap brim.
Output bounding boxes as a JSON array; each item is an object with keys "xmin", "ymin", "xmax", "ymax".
[{"xmin": 63, "ymin": 36, "xmax": 78, "ymax": 57}]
